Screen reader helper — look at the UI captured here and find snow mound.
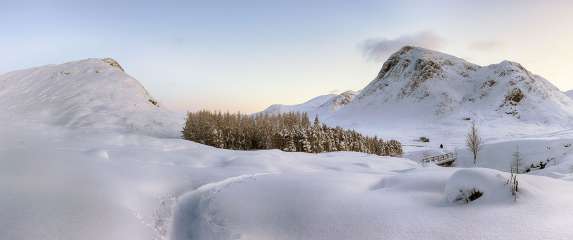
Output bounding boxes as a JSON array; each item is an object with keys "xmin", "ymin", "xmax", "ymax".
[
  {"xmin": 445, "ymin": 168, "xmax": 515, "ymax": 204},
  {"xmin": 171, "ymin": 173, "xmax": 273, "ymax": 240},
  {"xmin": 0, "ymin": 58, "xmax": 183, "ymax": 137}
]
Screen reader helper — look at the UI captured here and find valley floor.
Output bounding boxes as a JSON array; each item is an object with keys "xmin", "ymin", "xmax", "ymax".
[{"xmin": 2, "ymin": 118, "xmax": 573, "ymax": 240}]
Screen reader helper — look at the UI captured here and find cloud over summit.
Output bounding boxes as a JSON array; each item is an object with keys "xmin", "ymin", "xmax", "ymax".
[{"xmin": 361, "ymin": 31, "xmax": 445, "ymax": 61}]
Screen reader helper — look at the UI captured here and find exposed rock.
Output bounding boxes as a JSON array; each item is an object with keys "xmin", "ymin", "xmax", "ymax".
[
  {"xmin": 148, "ymin": 99, "xmax": 159, "ymax": 106},
  {"xmin": 331, "ymin": 91, "xmax": 355, "ymax": 106},
  {"xmin": 505, "ymin": 88, "xmax": 525, "ymax": 105},
  {"xmin": 102, "ymin": 58, "xmax": 125, "ymax": 72},
  {"xmin": 404, "ymin": 58, "xmax": 442, "ymax": 95},
  {"xmin": 482, "ymin": 79, "xmax": 497, "ymax": 89}
]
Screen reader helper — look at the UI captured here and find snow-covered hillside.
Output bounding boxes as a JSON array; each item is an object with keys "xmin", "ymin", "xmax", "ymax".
[
  {"xmin": 4, "ymin": 57, "xmax": 573, "ymax": 240},
  {"xmin": 263, "ymin": 93, "xmax": 338, "ymax": 115},
  {"xmin": 0, "ymin": 58, "xmax": 183, "ymax": 137},
  {"xmin": 262, "ymin": 46, "xmax": 573, "ymax": 145},
  {"xmin": 265, "ymin": 90, "xmax": 359, "ymax": 118}
]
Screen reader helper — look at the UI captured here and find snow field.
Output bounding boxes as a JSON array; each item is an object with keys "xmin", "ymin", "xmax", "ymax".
[{"xmin": 3, "ymin": 56, "xmax": 573, "ymax": 239}]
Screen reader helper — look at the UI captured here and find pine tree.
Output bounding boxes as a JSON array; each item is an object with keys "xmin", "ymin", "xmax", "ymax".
[{"xmin": 181, "ymin": 110, "xmax": 402, "ymax": 156}]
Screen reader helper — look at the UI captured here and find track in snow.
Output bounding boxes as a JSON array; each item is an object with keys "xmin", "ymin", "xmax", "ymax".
[{"xmin": 170, "ymin": 173, "xmax": 273, "ymax": 240}]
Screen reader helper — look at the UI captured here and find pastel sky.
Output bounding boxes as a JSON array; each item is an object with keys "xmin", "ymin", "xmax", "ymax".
[{"xmin": 2, "ymin": 0, "xmax": 573, "ymax": 113}]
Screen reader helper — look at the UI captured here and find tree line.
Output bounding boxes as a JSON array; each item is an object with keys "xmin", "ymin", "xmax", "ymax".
[{"xmin": 182, "ymin": 110, "xmax": 403, "ymax": 156}]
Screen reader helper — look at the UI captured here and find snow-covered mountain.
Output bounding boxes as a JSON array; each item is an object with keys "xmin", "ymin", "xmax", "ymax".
[
  {"xmin": 263, "ymin": 93, "xmax": 337, "ymax": 115},
  {"xmin": 0, "ymin": 58, "xmax": 182, "ymax": 137},
  {"xmin": 354, "ymin": 46, "xmax": 573, "ymax": 120},
  {"xmin": 263, "ymin": 90, "xmax": 358, "ymax": 117},
  {"xmin": 262, "ymin": 46, "xmax": 573, "ymax": 142}
]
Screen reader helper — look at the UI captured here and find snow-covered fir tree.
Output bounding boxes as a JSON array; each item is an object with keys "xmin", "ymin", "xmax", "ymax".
[{"xmin": 182, "ymin": 110, "xmax": 402, "ymax": 156}]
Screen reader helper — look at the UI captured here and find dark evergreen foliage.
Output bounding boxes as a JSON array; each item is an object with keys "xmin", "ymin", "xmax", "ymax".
[{"xmin": 182, "ymin": 111, "xmax": 403, "ymax": 156}]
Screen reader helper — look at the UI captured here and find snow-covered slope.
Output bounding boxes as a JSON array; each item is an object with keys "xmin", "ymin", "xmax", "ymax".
[
  {"xmin": 4, "ymin": 56, "xmax": 573, "ymax": 240},
  {"xmin": 262, "ymin": 90, "xmax": 358, "ymax": 117},
  {"xmin": 0, "ymin": 58, "xmax": 183, "ymax": 137},
  {"xmin": 565, "ymin": 90, "xmax": 573, "ymax": 99},
  {"xmin": 262, "ymin": 94, "xmax": 337, "ymax": 115},
  {"xmin": 263, "ymin": 46, "xmax": 573, "ymax": 145}
]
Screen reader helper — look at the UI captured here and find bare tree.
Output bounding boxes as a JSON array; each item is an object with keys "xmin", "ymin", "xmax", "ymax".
[
  {"xmin": 512, "ymin": 145, "xmax": 523, "ymax": 174},
  {"xmin": 466, "ymin": 121, "xmax": 482, "ymax": 166},
  {"xmin": 508, "ymin": 145, "xmax": 520, "ymax": 201}
]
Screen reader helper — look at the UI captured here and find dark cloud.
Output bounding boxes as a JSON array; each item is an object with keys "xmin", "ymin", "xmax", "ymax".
[
  {"xmin": 468, "ymin": 40, "xmax": 503, "ymax": 51},
  {"xmin": 360, "ymin": 31, "xmax": 445, "ymax": 62}
]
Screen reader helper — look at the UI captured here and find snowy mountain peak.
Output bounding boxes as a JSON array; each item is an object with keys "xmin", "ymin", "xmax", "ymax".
[
  {"xmin": 262, "ymin": 47, "xmax": 573, "ymax": 140},
  {"xmin": 374, "ymin": 46, "xmax": 471, "ymax": 80},
  {"xmin": 361, "ymin": 46, "xmax": 480, "ymax": 101},
  {"xmin": 0, "ymin": 58, "xmax": 182, "ymax": 137},
  {"xmin": 355, "ymin": 46, "xmax": 572, "ymax": 120}
]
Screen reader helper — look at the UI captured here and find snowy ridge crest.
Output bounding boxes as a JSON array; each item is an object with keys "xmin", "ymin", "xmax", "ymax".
[{"xmin": 0, "ymin": 58, "xmax": 182, "ymax": 137}]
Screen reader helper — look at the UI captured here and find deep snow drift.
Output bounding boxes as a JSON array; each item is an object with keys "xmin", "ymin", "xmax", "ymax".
[{"xmin": 3, "ymin": 57, "xmax": 573, "ymax": 240}]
